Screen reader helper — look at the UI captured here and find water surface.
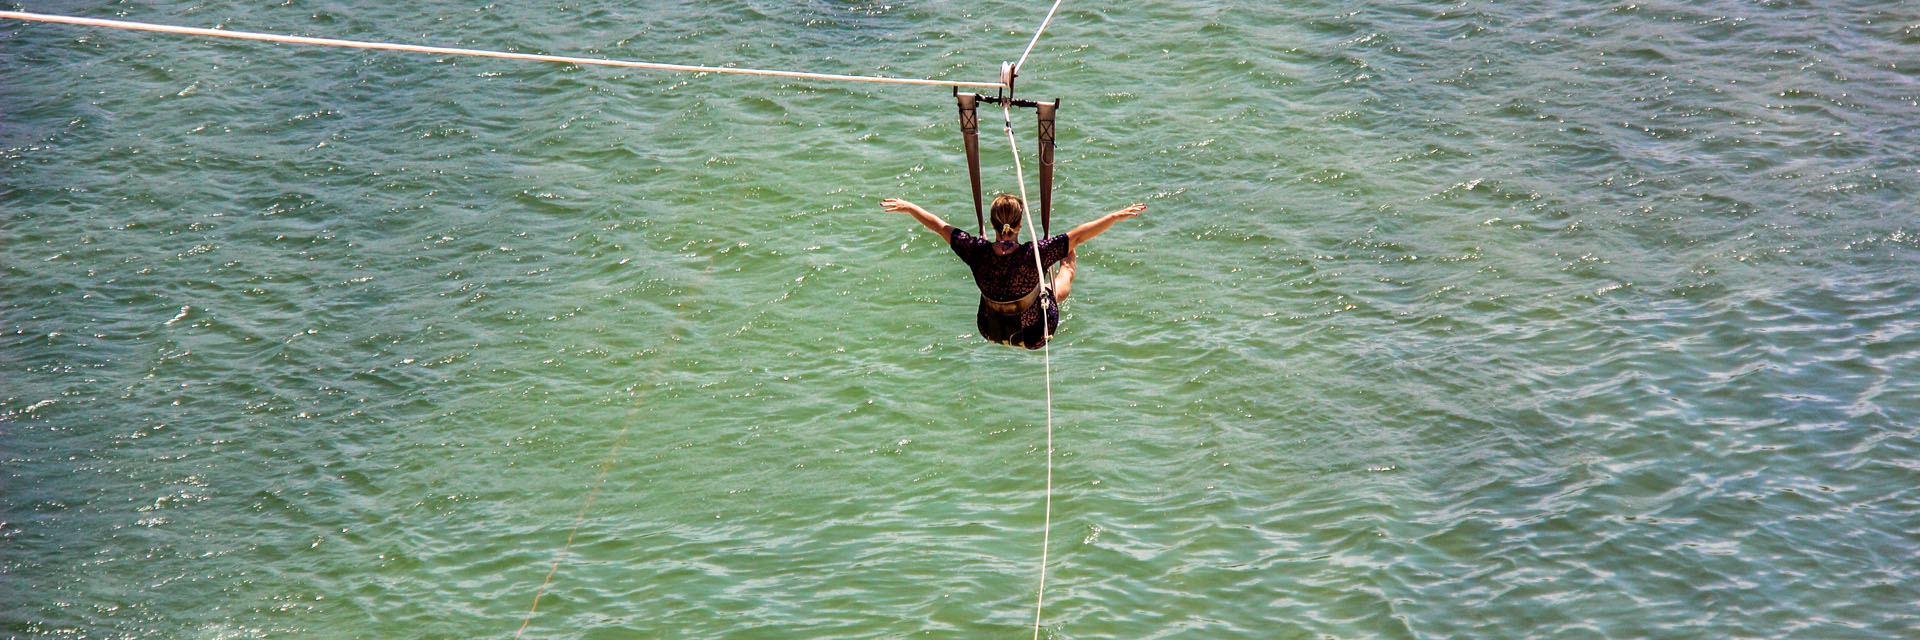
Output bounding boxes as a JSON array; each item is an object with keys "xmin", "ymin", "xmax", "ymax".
[{"xmin": 4, "ymin": 1, "xmax": 1918, "ymax": 638}]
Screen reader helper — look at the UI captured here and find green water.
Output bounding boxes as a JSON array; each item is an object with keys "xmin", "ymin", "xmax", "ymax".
[{"xmin": 4, "ymin": 1, "xmax": 1918, "ymax": 638}]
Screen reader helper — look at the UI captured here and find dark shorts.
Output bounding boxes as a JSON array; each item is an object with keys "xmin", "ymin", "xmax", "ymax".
[{"xmin": 976, "ymin": 288, "xmax": 1060, "ymax": 350}]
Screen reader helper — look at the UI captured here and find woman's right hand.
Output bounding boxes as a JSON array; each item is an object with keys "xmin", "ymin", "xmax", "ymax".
[
  {"xmin": 1110, "ymin": 203, "xmax": 1147, "ymax": 220},
  {"xmin": 881, "ymin": 198, "xmax": 919, "ymax": 214}
]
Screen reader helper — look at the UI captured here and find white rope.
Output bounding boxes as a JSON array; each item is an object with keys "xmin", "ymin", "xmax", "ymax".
[
  {"xmin": 0, "ymin": 11, "xmax": 1004, "ymax": 89},
  {"xmin": 1001, "ymin": 98, "xmax": 1056, "ymax": 640},
  {"xmin": 1005, "ymin": 2, "xmax": 1070, "ymax": 635},
  {"xmin": 1014, "ymin": 0, "xmax": 1069, "ymax": 74}
]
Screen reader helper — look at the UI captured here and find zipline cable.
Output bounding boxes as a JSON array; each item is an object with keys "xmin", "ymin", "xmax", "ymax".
[
  {"xmin": 0, "ymin": 11, "xmax": 1005, "ymax": 89},
  {"xmin": 1014, "ymin": 0, "xmax": 1069, "ymax": 74}
]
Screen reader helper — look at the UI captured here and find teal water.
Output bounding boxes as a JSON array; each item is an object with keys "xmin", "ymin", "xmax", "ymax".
[{"xmin": 5, "ymin": 1, "xmax": 1919, "ymax": 637}]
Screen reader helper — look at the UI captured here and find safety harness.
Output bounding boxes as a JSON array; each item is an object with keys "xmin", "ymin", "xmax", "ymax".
[{"xmin": 955, "ymin": 64, "xmax": 1059, "ymax": 237}]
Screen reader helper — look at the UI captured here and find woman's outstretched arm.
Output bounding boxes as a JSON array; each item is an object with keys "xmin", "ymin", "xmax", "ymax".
[
  {"xmin": 881, "ymin": 198, "xmax": 957, "ymax": 245},
  {"xmin": 1067, "ymin": 203, "xmax": 1147, "ymax": 249}
]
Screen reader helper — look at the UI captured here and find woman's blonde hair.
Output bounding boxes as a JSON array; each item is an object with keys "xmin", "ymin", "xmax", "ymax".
[{"xmin": 990, "ymin": 193, "xmax": 1025, "ymax": 236}]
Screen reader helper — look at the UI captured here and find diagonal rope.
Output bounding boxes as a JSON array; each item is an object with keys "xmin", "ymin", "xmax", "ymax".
[
  {"xmin": 513, "ymin": 421, "xmax": 633, "ymax": 639},
  {"xmin": 514, "ymin": 360, "xmax": 675, "ymax": 638},
  {"xmin": 514, "ymin": 273, "xmax": 698, "ymax": 636},
  {"xmin": 1000, "ymin": 96, "xmax": 1056, "ymax": 640},
  {"xmin": 0, "ymin": 11, "xmax": 1004, "ymax": 89}
]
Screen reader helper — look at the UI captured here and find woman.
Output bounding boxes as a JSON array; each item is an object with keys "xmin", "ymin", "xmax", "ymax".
[{"xmin": 882, "ymin": 193, "xmax": 1145, "ymax": 349}]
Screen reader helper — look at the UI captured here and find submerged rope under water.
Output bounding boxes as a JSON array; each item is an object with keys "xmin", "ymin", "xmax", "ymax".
[{"xmin": 512, "ymin": 419, "xmax": 633, "ymax": 639}]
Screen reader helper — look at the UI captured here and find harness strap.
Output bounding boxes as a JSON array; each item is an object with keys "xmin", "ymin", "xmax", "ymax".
[
  {"xmin": 982, "ymin": 283, "xmax": 1044, "ymax": 316},
  {"xmin": 956, "ymin": 92, "xmax": 1060, "ymax": 238},
  {"xmin": 955, "ymin": 92, "xmax": 985, "ymax": 235},
  {"xmin": 1035, "ymin": 100, "xmax": 1058, "ymax": 237}
]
